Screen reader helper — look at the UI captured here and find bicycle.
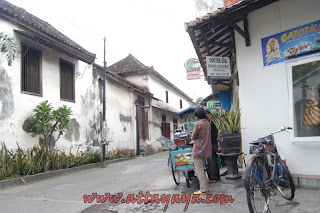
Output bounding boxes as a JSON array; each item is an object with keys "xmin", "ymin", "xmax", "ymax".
[{"xmin": 244, "ymin": 127, "xmax": 295, "ymax": 213}]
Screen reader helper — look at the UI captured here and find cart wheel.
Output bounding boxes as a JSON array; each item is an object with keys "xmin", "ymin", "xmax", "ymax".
[{"xmin": 171, "ymin": 163, "xmax": 180, "ymax": 185}]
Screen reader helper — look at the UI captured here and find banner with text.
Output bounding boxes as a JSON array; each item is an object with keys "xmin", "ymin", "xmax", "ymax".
[
  {"xmin": 207, "ymin": 101, "xmax": 221, "ymax": 114},
  {"xmin": 262, "ymin": 19, "xmax": 320, "ymax": 66},
  {"xmin": 184, "ymin": 58, "xmax": 201, "ymax": 80},
  {"xmin": 206, "ymin": 56, "xmax": 231, "ymax": 80}
]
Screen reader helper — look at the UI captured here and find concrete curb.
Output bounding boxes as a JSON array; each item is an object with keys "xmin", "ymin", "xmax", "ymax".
[{"xmin": 0, "ymin": 157, "xmax": 135, "ymax": 190}]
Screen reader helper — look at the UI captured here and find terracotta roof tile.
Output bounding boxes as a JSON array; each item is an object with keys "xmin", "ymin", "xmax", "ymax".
[
  {"xmin": 0, "ymin": 0, "xmax": 95, "ymax": 63},
  {"xmin": 108, "ymin": 54, "xmax": 149, "ymax": 74},
  {"xmin": 94, "ymin": 63, "xmax": 153, "ymax": 97}
]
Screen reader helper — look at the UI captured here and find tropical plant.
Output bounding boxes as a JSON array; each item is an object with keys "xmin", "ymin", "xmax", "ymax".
[
  {"xmin": 209, "ymin": 104, "xmax": 241, "ymax": 134},
  {"xmin": 106, "ymin": 148, "xmax": 123, "ymax": 160},
  {"xmin": 0, "ymin": 142, "xmax": 104, "ymax": 181},
  {"xmin": 196, "ymin": 97, "xmax": 203, "ymax": 105},
  {"xmin": 30, "ymin": 100, "xmax": 72, "ymax": 151},
  {"xmin": 0, "ymin": 32, "xmax": 18, "ymax": 66}
]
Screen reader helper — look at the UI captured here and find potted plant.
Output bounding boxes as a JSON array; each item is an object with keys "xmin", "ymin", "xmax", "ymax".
[{"xmin": 208, "ymin": 104, "xmax": 241, "ymax": 154}]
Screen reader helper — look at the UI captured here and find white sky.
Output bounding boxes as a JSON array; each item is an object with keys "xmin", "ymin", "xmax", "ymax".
[{"xmin": 6, "ymin": 0, "xmax": 212, "ymax": 101}]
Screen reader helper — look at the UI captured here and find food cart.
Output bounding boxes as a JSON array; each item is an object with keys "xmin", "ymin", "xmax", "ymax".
[
  {"xmin": 157, "ymin": 136, "xmax": 195, "ymax": 188},
  {"xmin": 170, "ymin": 148, "xmax": 194, "ymax": 187}
]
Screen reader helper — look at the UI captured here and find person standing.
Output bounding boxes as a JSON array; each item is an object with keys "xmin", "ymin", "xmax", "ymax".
[
  {"xmin": 191, "ymin": 107, "xmax": 212, "ymax": 195},
  {"xmin": 205, "ymin": 109, "xmax": 221, "ymax": 183}
]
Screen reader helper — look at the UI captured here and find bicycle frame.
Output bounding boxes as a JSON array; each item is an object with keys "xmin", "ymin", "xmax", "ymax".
[
  {"xmin": 245, "ymin": 127, "xmax": 295, "ymax": 213},
  {"xmin": 247, "ymin": 136, "xmax": 282, "ymax": 190}
]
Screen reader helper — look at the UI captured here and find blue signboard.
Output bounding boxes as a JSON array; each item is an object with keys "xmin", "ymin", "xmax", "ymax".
[{"xmin": 262, "ymin": 19, "xmax": 320, "ymax": 66}]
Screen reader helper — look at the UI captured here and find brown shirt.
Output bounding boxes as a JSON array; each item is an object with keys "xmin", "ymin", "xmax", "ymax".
[{"xmin": 191, "ymin": 119, "xmax": 212, "ymax": 158}]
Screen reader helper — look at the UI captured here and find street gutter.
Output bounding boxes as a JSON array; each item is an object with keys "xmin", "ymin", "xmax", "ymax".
[{"xmin": 0, "ymin": 157, "xmax": 135, "ymax": 190}]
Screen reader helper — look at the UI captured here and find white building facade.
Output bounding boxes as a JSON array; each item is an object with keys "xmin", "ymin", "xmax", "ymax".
[
  {"xmin": 236, "ymin": 0, "xmax": 320, "ymax": 176},
  {"xmin": 0, "ymin": 0, "xmax": 99, "ymax": 152},
  {"xmin": 185, "ymin": 0, "xmax": 320, "ymax": 179},
  {"xmin": 107, "ymin": 55, "xmax": 194, "ymax": 152}
]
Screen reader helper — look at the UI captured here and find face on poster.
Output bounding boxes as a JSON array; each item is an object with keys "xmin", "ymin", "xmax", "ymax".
[{"xmin": 262, "ymin": 19, "xmax": 320, "ymax": 66}]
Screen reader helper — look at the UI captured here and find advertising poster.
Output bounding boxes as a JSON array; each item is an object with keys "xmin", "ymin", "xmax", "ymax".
[
  {"xmin": 184, "ymin": 58, "xmax": 201, "ymax": 80},
  {"xmin": 207, "ymin": 101, "xmax": 221, "ymax": 114},
  {"xmin": 224, "ymin": 0, "xmax": 242, "ymax": 7},
  {"xmin": 262, "ymin": 19, "xmax": 320, "ymax": 66}
]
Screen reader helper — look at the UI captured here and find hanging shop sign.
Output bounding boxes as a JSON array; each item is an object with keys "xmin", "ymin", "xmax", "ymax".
[
  {"xmin": 207, "ymin": 101, "xmax": 221, "ymax": 114},
  {"xmin": 184, "ymin": 58, "xmax": 201, "ymax": 80},
  {"xmin": 262, "ymin": 19, "xmax": 320, "ymax": 66},
  {"xmin": 206, "ymin": 56, "xmax": 231, "ymax": 80},
  {"xmin": 224, "ymin": 0, "xmax": 242, "ymax": 7}
]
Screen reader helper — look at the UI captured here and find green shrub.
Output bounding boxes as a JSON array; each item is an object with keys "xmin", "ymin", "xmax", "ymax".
[
  {"xmin": 106, "ymin": 148, "xmax": 122, "ymax": 160},
  {"xmin": 0, "ymin": 142, "xmax": 103, "ymax": 181},
  {"xmin": 30, "ymin": 100, "xmax": 72, "ymax": 151},
  {"xmin": 0, "ymin": 32, "xmax": 18, "ymax": 66}
]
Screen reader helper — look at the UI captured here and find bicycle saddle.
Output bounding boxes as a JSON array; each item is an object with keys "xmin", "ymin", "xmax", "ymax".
[{"xmin": 250, "ymin": 137, "xmax": 268, "ymax": 145}]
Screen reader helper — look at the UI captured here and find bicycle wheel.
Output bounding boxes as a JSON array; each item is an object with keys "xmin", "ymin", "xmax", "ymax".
[
  {"xmin": 244, "ymin": 156, "xmax": 270, "ymax": 213},
  {"xmin": 171, "ymin": 161, "xmax": 180, "ymax": 185},
  {"xmin": 274, "ymin": 159, "xmax": 295, "ymax": 200}
]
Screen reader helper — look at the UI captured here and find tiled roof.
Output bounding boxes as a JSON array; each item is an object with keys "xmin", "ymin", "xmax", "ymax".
[
  {"xmin": 184, "ymin": 0, "xmax": 278, "ymax": 80},
  {"xmin": 0, "ymin": 0, "xmax": 95, "ymax": 63},
  {"xmin": 94, "ymin": 63, "xmax": 153, "ymax": 97},
  {"xmin": 108, "ymin": 54, "xmax": 194, "ymax": 102},
  {"xmin": 107, "ymin": 54, "xmax": 149, "ymax": 75}
]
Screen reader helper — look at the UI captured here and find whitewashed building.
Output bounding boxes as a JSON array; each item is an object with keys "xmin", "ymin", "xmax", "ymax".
[
  {"xmin": 0, "ymin": 0, "xmax": 100, "ymax": 151},
  {"xmin": 185, "ymin": 0, "xmax": 320, "ymax": 185},
  {"xmin": 93, "ymin": 63, "xmax": 153, "ymax": 153},
  {"xmin": 107, "ymin": 54, "xmax": 194, "ymax": 152}
]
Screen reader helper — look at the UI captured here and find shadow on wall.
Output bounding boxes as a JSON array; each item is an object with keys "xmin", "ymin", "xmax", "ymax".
[
  {"xmin": 0, "ymin": 68, "xmax": 14, "ymax": 120},
  {"xmin": 65, "ymin": 118, "xmax": 80, "ymax": 142}
]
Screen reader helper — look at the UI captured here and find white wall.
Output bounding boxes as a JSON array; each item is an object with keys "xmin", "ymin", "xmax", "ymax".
[
  {"xmin": 0, "ymin": 19, "xmax": 100, "ymax": 152},
  {"xmin": 149, "ymin": 73, "xmax": 191, "ymax": 111},
  {"xmin": 124, "ymin": 73, "xmax": 149, "ymax": 90},
  {"xmin": 236, "ymin": 0, "xmax": 320, "ymax": 175},
  {"xmin": 105, "ymin": 79, "xmax": 136, "ymax": 151},
  {"xmin": 149, "ymin": 106, "xmax": 183, "ymax": 148}
]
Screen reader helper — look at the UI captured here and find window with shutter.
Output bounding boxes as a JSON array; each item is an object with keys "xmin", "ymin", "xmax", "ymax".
[
  {"xmin": 60, "ymin": 59, "xmax": 75, "ymax": 102},
  {"xmin": 21, "ymin": 44, "xmax": 42, "ymax": 95}
]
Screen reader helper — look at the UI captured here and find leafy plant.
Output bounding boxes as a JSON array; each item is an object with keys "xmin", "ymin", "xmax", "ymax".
[
  {"xmin": 209, "ymin": 104, "xmax": 241, "ymax": 134},
  {"xmin": 0, "ymin": 32, "xmax": 18, "ymax": 66},
  {"xmin": 106, "ymin": 148, "xmax": 123, "ymax": 160},
  {"xmin": 0, "ymin": 142, "xmax": 104, "ymax": 181},
  {"xmin": 30, "ymin": 100, "xmax": 72, "ymax": 151},
  {"xmin": 0, "ymin": 142, "xmax": 15, "ymax": 180},
  {"xmin": 196, "ymin": 97, "xmax": 203, "ymax": 105}
]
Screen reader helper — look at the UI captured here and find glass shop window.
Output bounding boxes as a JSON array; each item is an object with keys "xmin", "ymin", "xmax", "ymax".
[{"xmin": 292, "ymin": 59, "xmax": 320, "ymax": 137}]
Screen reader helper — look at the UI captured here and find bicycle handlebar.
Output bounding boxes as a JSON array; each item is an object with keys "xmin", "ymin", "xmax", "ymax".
[{"xmin": 266, "ymin": 126, "xmax": 292, "ymax": 137}]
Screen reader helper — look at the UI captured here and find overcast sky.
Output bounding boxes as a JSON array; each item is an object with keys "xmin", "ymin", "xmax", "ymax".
[{"xmin": 6, "ymin": 0, "xmax": 212, "ymax": 100}]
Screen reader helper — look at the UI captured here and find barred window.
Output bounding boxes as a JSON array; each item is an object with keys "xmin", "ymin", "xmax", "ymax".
[
  {"xmin": 21, "ymin": 44, "xmax": 42, "ymax": 95},
  {"xmin": 60, "ymin": 59, "xmax": 75, "ymax": 102}
]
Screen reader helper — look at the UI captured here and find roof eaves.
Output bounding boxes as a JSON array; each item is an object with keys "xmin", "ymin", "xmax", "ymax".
[
  {"xmin": 94, "ymin": 63, "xmax": 153, "ymax": 97},
  {"xmin": 0, "ymin": 0, "xmax": 95, "ymax": 63}
]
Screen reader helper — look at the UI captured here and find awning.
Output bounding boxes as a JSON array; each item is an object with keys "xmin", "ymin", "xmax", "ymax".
[
  {"xmin": 178, "ymin": 107, "xmax": 196, "ymax": 117},
  {"xmin": 185, "ymin": 0, "xmax": 279, "ymax": 82}
]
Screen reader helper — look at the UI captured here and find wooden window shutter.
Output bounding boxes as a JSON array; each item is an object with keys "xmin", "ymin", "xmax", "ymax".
[
  {"xmin": 21, "ymin": 44, "xmax": 41, "ymax": 95},
  {"xmin": 60, "ymin": 60, "xmax": 75, "ymax": 102}
]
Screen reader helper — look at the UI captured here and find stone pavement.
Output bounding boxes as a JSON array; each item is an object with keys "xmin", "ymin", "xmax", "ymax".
[
  {"xmin": 1, "ymin": 151, "xmax": 319, "ymax": 213},
  {"xmin": 81, "ymin": 162, "xmax": 320, "ymax": 213}
]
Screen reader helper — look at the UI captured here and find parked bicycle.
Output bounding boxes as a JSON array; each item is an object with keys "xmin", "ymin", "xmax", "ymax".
[{"xmin": 244, "ymin": 127, "xmax": 295, "ymax": 213}]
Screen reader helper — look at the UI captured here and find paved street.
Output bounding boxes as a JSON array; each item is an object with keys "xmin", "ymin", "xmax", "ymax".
[{"xmin": 0, "ymin": 151, "xmax": 320, "ymax": 213}]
